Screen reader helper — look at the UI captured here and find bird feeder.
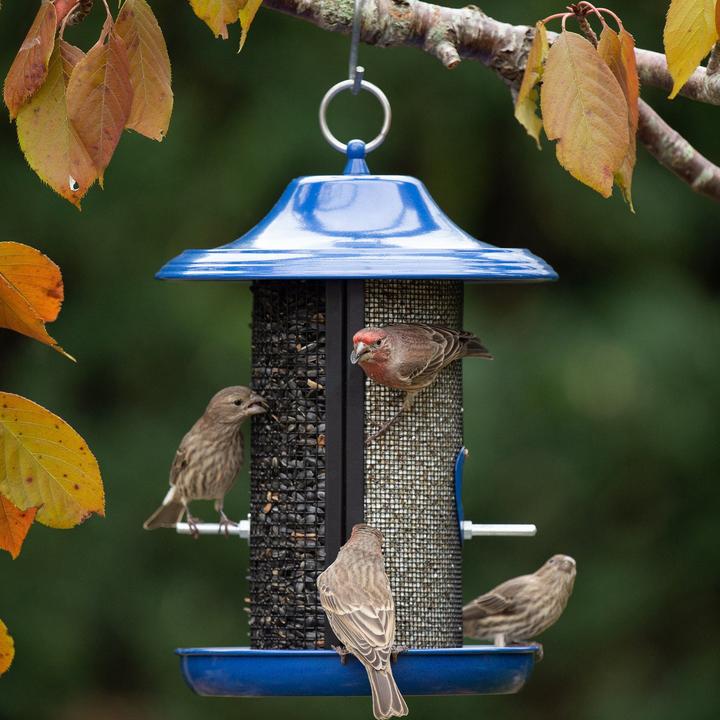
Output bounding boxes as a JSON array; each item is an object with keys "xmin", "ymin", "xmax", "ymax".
[{"xmin": 156, "ymin": 75, "xmax": 556, "ymax": 699}]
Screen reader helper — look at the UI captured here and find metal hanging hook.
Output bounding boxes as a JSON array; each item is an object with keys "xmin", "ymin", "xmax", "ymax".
[
  {"xmin": 319, "ymin": 0, "xmax": 392, "ymax": 154},
  {"xmin": 349, "ymin": 0, "xmax": 365, "ymax": 95}
]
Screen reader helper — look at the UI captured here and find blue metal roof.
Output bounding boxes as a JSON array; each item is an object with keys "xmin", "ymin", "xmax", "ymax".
[{"xmin": 156, "ymin": 141, "xmax": 557, "ymax": 282}]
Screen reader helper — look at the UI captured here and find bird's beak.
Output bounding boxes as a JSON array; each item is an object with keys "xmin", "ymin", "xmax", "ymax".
[
  {"xmin": 246, "ymin": 394, "xmax": 268, "ymax": 415},
  {"xmin": 350, "ymin": 342, "xmax": 367, "ymax": 365}
]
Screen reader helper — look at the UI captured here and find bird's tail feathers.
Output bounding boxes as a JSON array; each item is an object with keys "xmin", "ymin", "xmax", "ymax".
[
  {"xmin": 143, "ymin": 496, "xmax": 185, "ymax": 530},
  {"xmin": 366, "ymin": 666, "xmax": 408, "ymax": 720},
  {"xmin": 463, "ymin": 335, "xmax": 493, "ymax": 359}
]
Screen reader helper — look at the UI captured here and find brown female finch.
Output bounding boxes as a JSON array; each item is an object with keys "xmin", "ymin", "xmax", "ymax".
[
  {"xmin": 351, "ymin": 324, "xmax": 492, "ymax": 442},
  {"xmin": 143, "ymin": 386, "xmax": 266, "ymax": 536},
  {"xmin": 317, "ymin": 524, "xmax": 408, "ymax": 720},
  {"xmin": 463, "ymin": 554, "xmax": 577, "ymax": 648}
]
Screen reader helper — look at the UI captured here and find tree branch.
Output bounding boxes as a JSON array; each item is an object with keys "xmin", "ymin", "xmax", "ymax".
[
  {"xmin": 264, "ymin": 0, "xmax": 720, "ymax": 202},
  {"xmin": 638, "ymin": 99, "xmax": 720, "ymax": 201}
]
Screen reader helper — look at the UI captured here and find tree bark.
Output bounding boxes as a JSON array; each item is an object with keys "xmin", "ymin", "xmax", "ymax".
[{"xmin": 264, "ymin": 0, "xmax": 720, "ymax": 202}]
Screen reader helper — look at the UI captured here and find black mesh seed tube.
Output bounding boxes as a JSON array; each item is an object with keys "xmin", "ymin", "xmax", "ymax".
[{"xmin": 249, "ymin": 281, "xmax": 328, "ymax": 649}]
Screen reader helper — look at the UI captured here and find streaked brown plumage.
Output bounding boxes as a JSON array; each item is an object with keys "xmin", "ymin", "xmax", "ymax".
[
  {"xmin": 351, "ymin": 324, "xmax": 492, "ymax": 443},
  {"xmin": 143, "ymin": 386, "xmax": 266, "ymax": 535},
  {"xmin": 317, "ymin": 524, "xmax": 408, "ymax": 720},
  {"xmin": 463, "ymin": 554, "xmax": 576, "ymax": 646}
]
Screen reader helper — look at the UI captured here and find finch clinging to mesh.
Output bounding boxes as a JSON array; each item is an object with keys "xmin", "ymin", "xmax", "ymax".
[
  {"xmin": 317, "ymin": 524, "xmax": 408, "ymax": 720},
  {"xmin": 351, "ymin": 323, "xmax": 492, "ymax": 443},
  {"xmin": 143, "ymin": 386, "xmax": 267, "ymax": 536},
  {"xmin": 463, "ymin": 554, "xmax": 576, "ymax": 648}
]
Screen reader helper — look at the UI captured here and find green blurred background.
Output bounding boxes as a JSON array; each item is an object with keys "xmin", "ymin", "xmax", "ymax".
[{"xmin": 1, "ymin": 1, "xmax": 719, "ymax": 718}]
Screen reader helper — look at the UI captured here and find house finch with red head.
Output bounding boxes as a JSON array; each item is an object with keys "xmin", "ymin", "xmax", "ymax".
[
  {"xmin": 143, "ymin": 386, "xmax": 267, "ymax": 536},
  {"xmin": 463, "ymin": 554, "xmax": 576, "ymax": 647},
  {"xmin": 318, "ymin": 524, "xmax": 408, "ymax": 720},
  {"xmin": 351, "ymin": 324, "xmax": 492, "ymax": 442}
]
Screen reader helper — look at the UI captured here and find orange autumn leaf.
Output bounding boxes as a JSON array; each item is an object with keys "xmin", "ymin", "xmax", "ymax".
[
  {"xmin": 0, "ymin": 393, "xmax": 104, "ymax": 530},
  {"xmin": 16, "ymin": 41, "xmax": 97, "ymax": 208},
  {"xmin": 540, "ymin": 31, "xmax": 629, "ymax": 198},
  {"xmin": 598, "ymin": 26, "xmax": 640, "ymax": 210},
  {"xmin": 0, "ymin": 494, "xmax": 37, "ymax": 560},
  {"xmin": 0, "ymin": 242, "xmax": 72, "ymax": 359},
  {"xmin": 664, "ymin": 0, "xmax": 717, "ymax": 99},
  {"xmin": 67, "ymin": 22, "xmax": 133, "ymax": 185},
  {"xmin": 238, "ymin": 0, "xmax": 263, "ymax": 51},
  {"xmin": 0, "ymin": 620, "xmax": 14, "ymax": 677},
  {"xmin": 3, "ymin": 0, "xmax": 57, "ymax": 119},
  {"xmin": 514, "ymin": 21, "xmax": 548, "ymax": 149},
  {"xmin": 116, "ymin": 0, "xmax": 173, "ymax": 141},
  {"xmin": 189, "ymin": 0, "xmax": 241, "ymax": 39}
]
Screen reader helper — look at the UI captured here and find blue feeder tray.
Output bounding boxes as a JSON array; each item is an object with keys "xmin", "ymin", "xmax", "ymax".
[
  {"xmin": 177, "ymin": 646, "xmax": 539, "ymax": 697},
  {"xmin": 157, "ymin": 141, "xmax": 557, "ymax": 282}
]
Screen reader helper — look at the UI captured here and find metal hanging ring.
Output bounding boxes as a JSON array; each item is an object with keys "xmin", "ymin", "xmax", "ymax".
[{"xmin": 319, "ymin": 78, "xmax": 392, "ymax": 154}]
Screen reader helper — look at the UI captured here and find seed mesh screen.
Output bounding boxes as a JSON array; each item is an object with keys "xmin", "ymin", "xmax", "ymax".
[
  {"xmin": 364, "ymin": 280, "xmax": 464, "ymax": 648},
  {"xmin": 249, "ymin": 281, "xmax": 327, "ymax": 649}
]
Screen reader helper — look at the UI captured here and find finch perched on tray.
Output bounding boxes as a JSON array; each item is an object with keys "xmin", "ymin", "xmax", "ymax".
[
  {"xmin": 463, "ymin": 554, "xmax": 576, "ymax": 649},
  {"xmin": 143, "ymin": 386, "xmax": 267, "ymax": 537},
  {"xmin": 351, "ymin": 323, "xmax": 492, "ymax": 443},
  {"xmin": 317, "ymin": 524, "xmax": 408, "ymax": 720}
]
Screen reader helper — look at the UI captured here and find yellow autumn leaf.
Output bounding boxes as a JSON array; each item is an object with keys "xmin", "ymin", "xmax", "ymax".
[
  {"xmin": 0, "ymin": 494, "xmax": 37, "ymax": 560},
  {"xmin": 598, "ymin": 27, "xmax": 639, "ymax": 210},
  {"xmin": 514, "ymin": 21, "xmax": 548, "ymax": 149},
  {"xmin": 540, "ymin": 31, "xmax": 629, "ymax": 198},
  {"xmin": 238, "ymin": 0, "xmax": 263, "ymax": 51},
  {"xmin": 0, "ymin": 620, "xmax": 14, "ymax": 676},
  {"xmin": 189, "ymin": 0, "xmax": 241, "ymax": 40},
  {"xmin": 0, "ymin": 393, "xmax": 104, "ymax": 530},
  {"xmin": 3, "ymin": 0, "xmax": 57, "ymax": 119},
  {"xmin": 67, "ymin": 24, "xmax": 133, "ymax": 186},
  {"xmin": 0, "ymin": 242, "xmax": 73, "ymax": 359},
  {"xmin": 664, "ymin": 0, "xmax": 717, "ymax": 99},
  {"xmin": 116, "ymin": 0, "xmax": 173, "ymax": 141},
  {"xmin": 16, "ymin": 41, "xmax": 97, "ymax": 208}
]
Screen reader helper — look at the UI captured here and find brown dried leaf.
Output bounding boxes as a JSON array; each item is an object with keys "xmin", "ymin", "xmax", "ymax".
[
  {"xmin": 189, "ymin": 0, "xmax": 240, "ymax": 40},
  {"xmin": 67, "ymin": 25, "xmax": 133, "ymax": 185},
  {"xmin": 598, "ymin": 27, "xmax": 639, "ymax": 210},
  {"xmin": 116, "ymin": 0, "xmax": 173, "ymax": 141},
  {"xmin": 0, "ymin": 620, "xmax": 14, "ymax": 677},
  {"xmin": 664, "ymin": 0, "xmax": 717, "ymax": 99},
  {"xmin": 0, "ymin": 494, "xmax": 37, "ymax": 560},
  {"xmin": 238, "ymin": 0, "xmax": 263, "ymax": 51},
  {"xmin": 540, "ymin": 31, "xmax": 629, "ymax": 198},
  {"xmin": 3, "ymin": 1, "xmax": 57, "ymax": 119},
  {"xmin": 0, "ymin": 242, "xmax": 73, "ymax": 359},
  {"xmin": 514, "ymin": 21, "xmax": 548, "ymax": 149},
  {"xmin": 16, "ymin": 41, "xmax": 97, "ymax": 208}
]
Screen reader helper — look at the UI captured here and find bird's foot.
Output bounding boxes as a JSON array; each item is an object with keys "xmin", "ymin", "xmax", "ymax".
[
  {"xmin": 527, "ymin": 641, "xmax": 543, "ymax": 662},
  {"xmin": 332, "ymin": 645, "xmax": 350, "ymax": 665},
  {"xmin": 391, "ymin": 645, "xmax": 408, "ymax": 663},
  {"xmin": 217, "ymin": 511, "xmax": 238, "ymax": 537},
  {"xmin": 365, "ymin": 406, "xmax": 405, "ymax": 446},
  {"xmin": 187, "ymin": 514, "xmax": 202, "ymax": 539}
]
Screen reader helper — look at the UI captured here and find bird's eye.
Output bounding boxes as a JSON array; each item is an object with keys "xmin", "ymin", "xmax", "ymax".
[
  {"xmin": 375, "ymin": 339, "xmax": 382, "ymax": 347},
  {"xmin": 233, "ymin": 400, "xmax": 242, "ymax": 406}
]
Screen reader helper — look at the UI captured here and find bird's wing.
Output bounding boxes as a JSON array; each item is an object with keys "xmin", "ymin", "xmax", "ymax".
[
  {"xmin": 462, "ymin": 591, "xmax": 513, "ymax": 619},
  {"xmin": 317, "ymin": 569, "xmax": 394, "ymax": 670},
  {"xmin": 463, "ymin": 574, "xmax": 536, "ymax": 619},
  {"xmin": 169, "ymin": 440, "xmax": 191, "ymax": 487},
  {"xmin": 396, "ymin": 326, "xmax": 447, "ymax": 387}
]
